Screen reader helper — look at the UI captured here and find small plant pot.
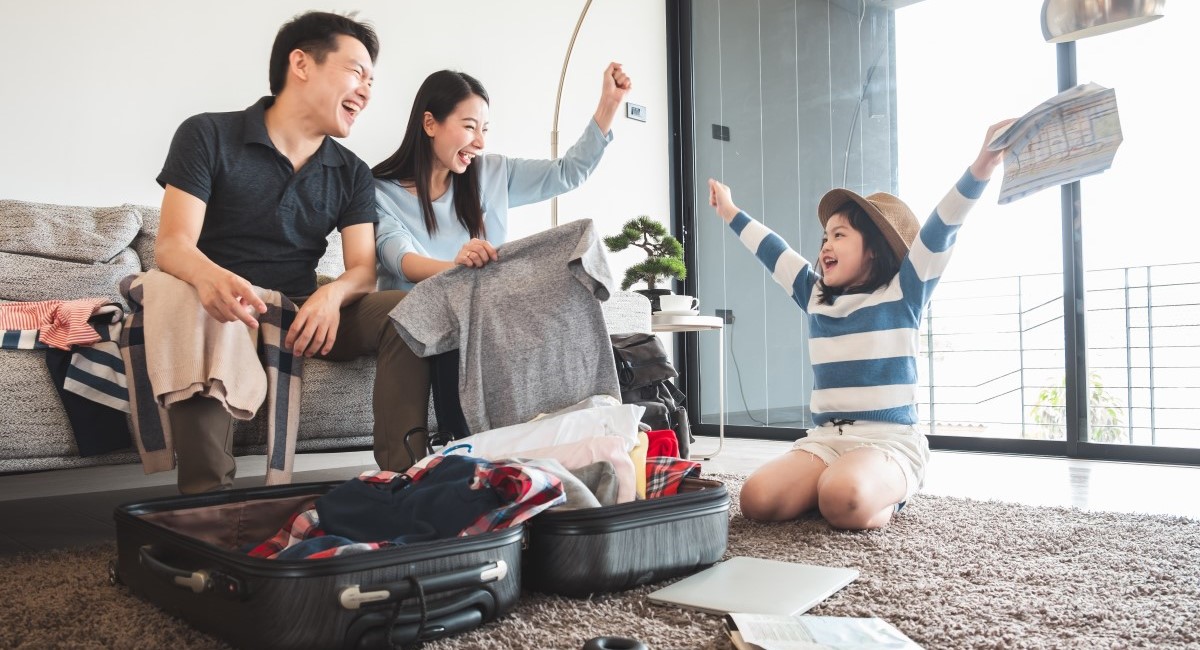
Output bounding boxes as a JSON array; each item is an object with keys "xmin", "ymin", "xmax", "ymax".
[{"xmin": 635, "ymin": 289, "xmax": 673, "ymax": 313}]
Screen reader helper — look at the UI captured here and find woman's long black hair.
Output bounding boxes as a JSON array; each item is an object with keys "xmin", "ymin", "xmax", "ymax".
[
  {"xmin": 372, "ymin": 70, "xmax": 489, "ymax": 238},
  {"xmin": 816, "ymin": 201, "xmax": 902, "ymax": 305}
]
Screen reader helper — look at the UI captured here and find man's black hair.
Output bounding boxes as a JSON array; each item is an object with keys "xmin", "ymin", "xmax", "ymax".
[{"xmin": 269, "ymin": 11, "xmax": 379, "ymax": 95}]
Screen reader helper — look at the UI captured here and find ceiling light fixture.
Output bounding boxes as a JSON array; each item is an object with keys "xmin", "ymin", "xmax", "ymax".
[{"xmin": 1041, "ymin": 0, "xmax": 1165, "ymax": 43}]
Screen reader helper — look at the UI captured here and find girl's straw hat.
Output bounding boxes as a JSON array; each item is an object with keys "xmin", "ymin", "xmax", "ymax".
[{"xmin": 818, "ymin": 188, "xmax": 918, "ymax": 262}]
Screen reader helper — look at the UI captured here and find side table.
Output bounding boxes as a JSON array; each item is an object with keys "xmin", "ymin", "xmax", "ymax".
[{"xmin": 650, "ymin": 313, "xmax": 724, "ymax": 460}]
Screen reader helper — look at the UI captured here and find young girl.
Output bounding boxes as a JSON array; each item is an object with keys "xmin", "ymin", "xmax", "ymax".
[
  {"xmin": 708, "ymin": 119, "xmax": 1014, "ymax": 530},
  {"xmin": 372, "ymin": 64, "xmax": 631, "ymax": 291}
]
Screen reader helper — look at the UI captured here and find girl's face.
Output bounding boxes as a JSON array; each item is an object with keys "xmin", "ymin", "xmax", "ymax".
[
  {"xmin": 425, "ymin": 94, "xmax": 489, "ymax": 176},
  {"xmin": 819, "ymin": 212, "xmax": 874, "ymax": 289}
]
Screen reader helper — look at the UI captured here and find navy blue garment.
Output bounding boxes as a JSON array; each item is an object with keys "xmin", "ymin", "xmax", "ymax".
[
  {"xmin": 430, "ymin": 348, "xmax": 470, "ymax": 438},
  {"xmin": 315, "ymin": 455, "xmax": 503, "ymax": 542},
  {"xmin": 44, "ymin": 347, "xmax": 131, "ymax": 456}
]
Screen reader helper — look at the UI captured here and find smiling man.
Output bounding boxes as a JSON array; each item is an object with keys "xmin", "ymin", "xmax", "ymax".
[{"xmin": 153, "ymin": 11, "xmax": 430, "ymax": 493}]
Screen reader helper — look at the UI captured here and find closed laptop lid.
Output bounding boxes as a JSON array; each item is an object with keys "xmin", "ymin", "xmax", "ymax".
[{"xmin": 646, "ymin": 556, "xmax": 859, "ymax": 616}]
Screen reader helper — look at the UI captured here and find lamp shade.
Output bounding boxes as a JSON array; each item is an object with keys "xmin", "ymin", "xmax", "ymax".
[{"xmin": 1041, "ymin": 0, "xmax": 1165, "ymax": 43}]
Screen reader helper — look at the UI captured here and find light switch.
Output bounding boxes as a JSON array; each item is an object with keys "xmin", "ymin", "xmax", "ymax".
[{"xmin": 626, "ymin": 102, "xmax": 647, "ymax": 122}]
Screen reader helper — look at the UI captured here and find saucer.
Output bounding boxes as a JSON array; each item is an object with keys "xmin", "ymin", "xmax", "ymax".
[{"xmin": 655, "ymin": 309, "xmax": 700, "ymax": 316}]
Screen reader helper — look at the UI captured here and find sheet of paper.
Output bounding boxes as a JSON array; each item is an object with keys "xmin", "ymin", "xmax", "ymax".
[
  {"xmin": 725, "ymin": 613, "xmax": 923, "ymax": 650},
  {"xmin": 988, "ymin": 82, "xmax": 1123, "ymax": 204}
]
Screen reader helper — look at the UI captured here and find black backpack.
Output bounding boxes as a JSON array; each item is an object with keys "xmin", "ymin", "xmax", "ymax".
[{"xmin": 610, "ymin": 333, "xmax": 694, "ymax": 458}]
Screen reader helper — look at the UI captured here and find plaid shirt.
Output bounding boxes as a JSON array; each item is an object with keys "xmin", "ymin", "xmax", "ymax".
[
  {"xmin": 249, "ymin": 458, "xmax": 565, "ymax": 560},
  {"xmin": 645, "ymin": 457, "xmax": 702, "ymax": 499},
  {"xmin": 247, "ymin": 502, "xmax": 324, "ymax": 558},
  {"xmin": 119, "ymin": 271, "xmax": 303, "ymax": 485}
]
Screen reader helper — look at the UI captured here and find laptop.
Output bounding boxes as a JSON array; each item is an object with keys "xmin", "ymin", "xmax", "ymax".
[{"xmin": 646, "ymin": 556, "xmax": 859, "ymax": 616}]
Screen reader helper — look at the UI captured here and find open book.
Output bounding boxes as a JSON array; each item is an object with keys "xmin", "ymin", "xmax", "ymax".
[
  {"xmin": 989, "ymin": 82, "xmax": 1123, "ymax": 204},
  {"xmin": 725, "ymin": 613, "xmax": 923, "ymax": 650}
]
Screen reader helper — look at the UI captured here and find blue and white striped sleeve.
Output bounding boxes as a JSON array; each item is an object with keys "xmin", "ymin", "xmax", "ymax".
[
  {"xmin": 728, "ymin": 212, "xmax": 818, "ymax": 310},
  {"xmin": 901, "ymin": 169, "xmax": 989, "ymax": 305}
]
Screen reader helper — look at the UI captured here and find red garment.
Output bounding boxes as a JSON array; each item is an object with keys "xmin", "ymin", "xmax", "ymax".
[
  {"xmin": 646, "ymin": 429, "xmax": 680, "ymax": 459},
  {"xmin": 0, "ymin": 298, "xmax": 110, "ymax": 350}
]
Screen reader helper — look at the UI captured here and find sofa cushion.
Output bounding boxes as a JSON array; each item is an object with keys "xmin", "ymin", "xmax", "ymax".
[
  {"xmin": 130, "ymin": 204, "xmax": 160, "ymax": 271},
  {"xmin": 0, "ymin": 248, "xmax": 142, "ymax": 306},
  {"xmin": 0, "ymin": 347, "xmax": 89, "ymax": 461},
  {"xmin": 0, "ymin": 200, "xmax": 144, "ymax": 265}
]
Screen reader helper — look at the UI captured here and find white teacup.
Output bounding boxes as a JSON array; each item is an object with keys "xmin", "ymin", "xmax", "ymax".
[{"xmin": 659, "ymin": 294, "xmax": 699, "ymax": 313}]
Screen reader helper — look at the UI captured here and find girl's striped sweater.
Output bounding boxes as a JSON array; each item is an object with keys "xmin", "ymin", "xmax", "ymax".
[{"xmin": 726, "ymin": 169, "xmax": 987, "ymax": 426}]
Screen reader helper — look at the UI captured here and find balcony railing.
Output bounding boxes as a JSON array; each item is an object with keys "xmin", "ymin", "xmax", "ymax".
[{"xmin": 919, "ymin": 261, "xmax": 1200, "ymax": 448}]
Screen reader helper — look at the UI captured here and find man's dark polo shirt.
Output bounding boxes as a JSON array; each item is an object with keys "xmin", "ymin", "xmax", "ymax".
[{"xmin": 156, "ymin": 96, "xmax": 375, "ymax": 298}]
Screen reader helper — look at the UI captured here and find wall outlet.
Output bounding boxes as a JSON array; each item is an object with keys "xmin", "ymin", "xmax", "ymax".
[
  {"xmin": 715, "ymin": 308, "xmax": 735, "ymax": 324},
  {"xmin": 625, "ymin": 102, "xmax": 647, "ymax": 122},
  {"xmin": 712, "ymin": 124, "xmax": 731, "ymax": 141}
]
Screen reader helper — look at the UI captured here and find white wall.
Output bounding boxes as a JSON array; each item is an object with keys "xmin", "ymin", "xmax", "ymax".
[{"xmin": 0, "ymin": 0, "xmax": 670, "ymax": 273}]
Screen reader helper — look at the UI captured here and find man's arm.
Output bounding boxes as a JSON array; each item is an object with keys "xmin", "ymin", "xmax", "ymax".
[
  {"xmin": 284, "ymin": 222, "xmax": 376, "ymax": 357},
  {"xmin": 156, "ymin": 185, "xmax": 267, "ymax": 328}
]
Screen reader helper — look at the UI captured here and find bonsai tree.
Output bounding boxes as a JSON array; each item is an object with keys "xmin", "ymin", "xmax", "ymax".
[{"xmin": 604, "ymin": 216, "xmax": 687, "ymax": 291}]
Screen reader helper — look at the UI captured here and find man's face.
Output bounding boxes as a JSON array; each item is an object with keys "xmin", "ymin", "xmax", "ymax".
[{"xmin": 297, "ymin": 34, "xmax": 373, "ymax": 138}]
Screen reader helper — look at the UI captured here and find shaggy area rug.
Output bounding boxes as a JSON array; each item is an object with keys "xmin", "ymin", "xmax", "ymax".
[{"xmin": 2, "ymin": 474, "xmax": 1197, "ymax": 649}]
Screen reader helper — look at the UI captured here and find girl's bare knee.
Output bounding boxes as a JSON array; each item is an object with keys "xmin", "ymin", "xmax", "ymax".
[
  {"xmin": 739, "ymin": 476, "xmax": 781, "ymax": 520},
  {"xmin": 820, "ymin": 505, "xmax": 876, "ymax": 530},
  {"xmin": 817, "ymin": 477, "xmax": 874, "ymax": 529}
]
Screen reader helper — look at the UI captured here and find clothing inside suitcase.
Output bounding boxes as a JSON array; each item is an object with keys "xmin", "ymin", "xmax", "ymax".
[
  {"xmin": 112, "ymin": 482, "xmax": 523, "ymax": 650},
  {"xmin": 522, "ymin": 476, "xmax": 730, "ymax": 597}
]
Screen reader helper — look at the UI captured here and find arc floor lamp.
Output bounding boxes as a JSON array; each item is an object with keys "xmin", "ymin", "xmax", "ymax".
[{"xmin": 550, "ymin": 0, "xmax": 593, "ymax": 228}]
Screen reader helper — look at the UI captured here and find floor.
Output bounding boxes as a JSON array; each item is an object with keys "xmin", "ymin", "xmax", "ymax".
[{"xmin": 2, "ymin": 435, "xmax": 1198, "ymax": 555}]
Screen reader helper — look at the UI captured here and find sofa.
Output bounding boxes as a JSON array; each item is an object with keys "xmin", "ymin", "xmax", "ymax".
[{"xmin": 0, "ymin": 199, "xmax": 651, "ymax": 475}]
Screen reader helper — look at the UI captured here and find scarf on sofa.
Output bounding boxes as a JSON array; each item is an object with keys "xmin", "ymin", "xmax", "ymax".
[{"xmin": 118, "ymin": 270, "xmax": 303, "ymax": 485}]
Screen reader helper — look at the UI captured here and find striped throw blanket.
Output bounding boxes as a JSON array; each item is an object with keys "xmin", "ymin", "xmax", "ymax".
[{"xmin": 118, "ymin": 270, "xmax": 304, "ymax": 485}]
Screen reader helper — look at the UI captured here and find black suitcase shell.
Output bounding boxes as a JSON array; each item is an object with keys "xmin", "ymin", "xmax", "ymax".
[
  {"xmin": 521, "ymin": 476, "xmax": 729, "ymax": 596},
  {"xmin": 112, "ymin": 481, "xmax": 522, "ymax": 650}
]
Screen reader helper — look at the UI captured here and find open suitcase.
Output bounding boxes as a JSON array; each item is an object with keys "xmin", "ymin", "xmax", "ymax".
[
  {"xmin": 111, "ymin": 481, "xmax": 523, "ymax": 650},
  {"xmin": 402, "ymin": 428, "xmax": 731, "ymax": 598},
  {"xmin": 522, "ymin": 476, "xmax": 729, "ymax": 597}
]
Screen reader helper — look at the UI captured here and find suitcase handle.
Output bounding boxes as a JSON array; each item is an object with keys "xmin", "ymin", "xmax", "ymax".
[
  {"xmin": 339, "ymin": 559, "xmax": 508, "ymax": 609},
  {"xmin": 138, "ymin": 545, "xmax": 210, "ymax": 594},
  {"xmin": 346, "ymin": 587, "xmax": 497, "ymax": 649}
]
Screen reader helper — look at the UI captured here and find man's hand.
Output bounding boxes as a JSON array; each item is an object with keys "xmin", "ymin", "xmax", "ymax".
[
  {"xmin": 708, "ymin": 178, "xmax": 740, "ymax": 224},
  {"xmin": 285, "ymin": 283, "xmax": 343, "ymax": 357},
  {"xmin": 194, "ymin": 267, "xmax": 268, "ymax": 329},
  {"xmin": 157, "ymin": 185, "xmax": 266, "ymax": 328}
]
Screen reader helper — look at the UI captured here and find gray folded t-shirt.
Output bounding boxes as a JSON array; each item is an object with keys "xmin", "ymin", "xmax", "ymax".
[{"xmin": 389, "ymin": 219, "xmax": 621, "ymax": 433}]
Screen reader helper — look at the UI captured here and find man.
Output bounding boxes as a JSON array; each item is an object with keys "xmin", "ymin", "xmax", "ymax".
[{"xmin": 154, "ymin": 11, "xmax": 428, "ymax": 493}]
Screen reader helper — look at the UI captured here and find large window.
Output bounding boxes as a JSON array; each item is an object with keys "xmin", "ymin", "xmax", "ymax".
[
  {"xmin": 895, "ymin": 0, "xmax": 1063, "ymax": 442},
  {"xmin": 1076, "ymin": 5, "xmax": 1200, "ymax": 450},
  {"xmin": 672, "ymin": 0, "xmax": 1199, "ymax": 463}
]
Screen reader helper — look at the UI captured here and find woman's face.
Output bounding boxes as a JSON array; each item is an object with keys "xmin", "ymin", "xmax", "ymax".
[
  {"xmin": 424, "ymin": 94, "xmax": 489, "ymax": 176},
  {"xmin": 819, "ymin": 212, "xmax": 874, "ymax": 289}
]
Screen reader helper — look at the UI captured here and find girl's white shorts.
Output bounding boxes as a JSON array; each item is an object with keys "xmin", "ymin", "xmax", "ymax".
[{"xmin": 791, "ymin": 420, "xmax": 930, "ymax": 503}]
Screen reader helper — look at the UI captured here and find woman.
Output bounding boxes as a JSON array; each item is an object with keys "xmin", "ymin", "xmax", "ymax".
[{"xmin": 372, "ymin": 63, "xmax": 632, "ymax": 290}]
